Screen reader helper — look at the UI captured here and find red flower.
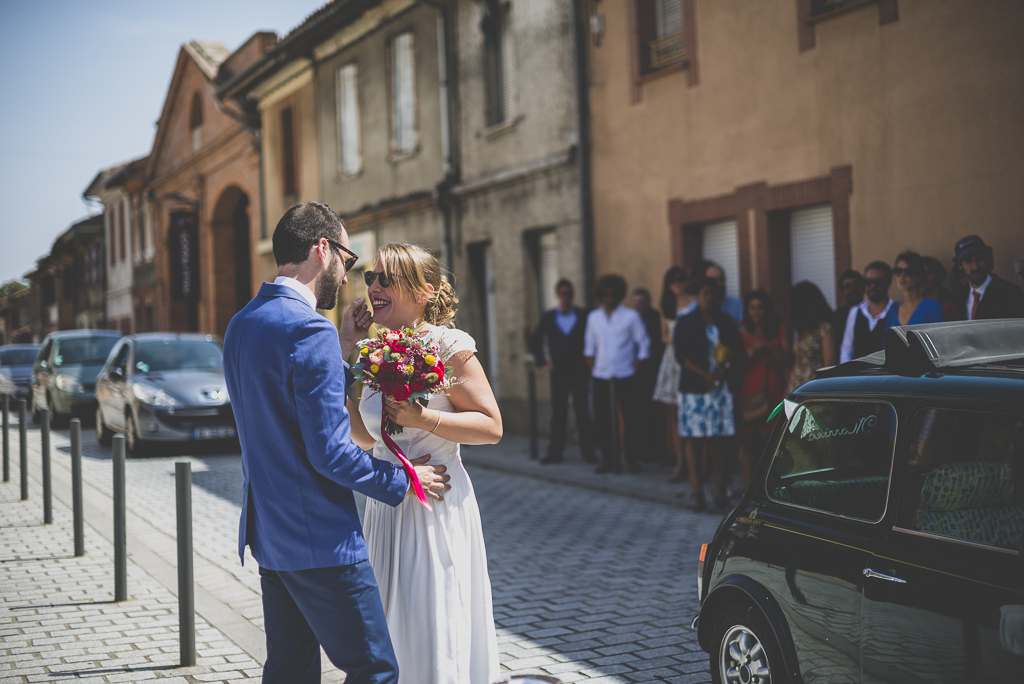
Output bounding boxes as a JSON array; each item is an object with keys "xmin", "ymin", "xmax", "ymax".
[
  {"xmin": 392, "ymin": 384, "xmax": 412, "ymax": 401},
  {"xmin": 411, "ymin": 375, "xmax": 428, "ymax": 391}
]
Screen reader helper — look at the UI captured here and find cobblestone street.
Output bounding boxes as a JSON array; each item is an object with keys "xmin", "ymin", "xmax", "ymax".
[{"xmin": 2, "ymin": 416, "xmax": 720, "ymax": 683}]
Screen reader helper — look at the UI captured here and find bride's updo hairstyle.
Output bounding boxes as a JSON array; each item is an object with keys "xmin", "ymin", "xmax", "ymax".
[{"xmin": 377, "ymin": 243, "xmax": 459, "ymax": 327}]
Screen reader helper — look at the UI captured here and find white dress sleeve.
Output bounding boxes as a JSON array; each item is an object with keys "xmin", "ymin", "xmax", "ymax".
[{"xmin": 435, "ymin": 327, "xmax": 478, "ymax": 356}]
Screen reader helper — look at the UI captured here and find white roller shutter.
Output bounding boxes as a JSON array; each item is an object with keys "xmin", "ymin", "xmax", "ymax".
[
  {"xmin": 539, "ymin": 231, "xmax": 559, "ymax": 312},
  {"xmin": 703, "ymin": 219, "xmax": 740, "ymax": 300},
  {"xmin": 790, "ymin": 204, "xmax": 836, "ymax": 307}
]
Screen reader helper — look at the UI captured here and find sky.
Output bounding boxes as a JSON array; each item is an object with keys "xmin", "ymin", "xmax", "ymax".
[{"xmin": 0, "ymin": 0, "xmax": 326, "ymax": 285}]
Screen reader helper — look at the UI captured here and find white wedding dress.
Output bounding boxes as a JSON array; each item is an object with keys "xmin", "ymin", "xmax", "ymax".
[{"xmin": 359, "ymin": 326, "xmax": 500, "ymax": 684}]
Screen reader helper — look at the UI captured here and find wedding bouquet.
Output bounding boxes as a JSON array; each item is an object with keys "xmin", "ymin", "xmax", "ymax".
[{"xmin": 351, "ymin": 324, "xmax": 459, "ymax": 512}]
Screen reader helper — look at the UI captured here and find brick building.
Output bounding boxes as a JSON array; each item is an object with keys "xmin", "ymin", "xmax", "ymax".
[
  {"xmin": 147, "ymin": 35, "xmax": 276, "ymax": 337},
  {"xmin": 585, "ymin": 0, "xmax": 1024, "ymax": 321},
  {"xmin": 0, "ymin": 286, "xmax": 33, "ymax": 345}
]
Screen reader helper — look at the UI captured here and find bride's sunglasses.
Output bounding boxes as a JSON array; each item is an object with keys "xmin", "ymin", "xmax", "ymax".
[
  {"xmin": 364, "ymin": 270, "xmax": 404, "ymax": 288},
  {"xmin": 325, "ymin": 238, "xmax": 359, "ymax": 273}
]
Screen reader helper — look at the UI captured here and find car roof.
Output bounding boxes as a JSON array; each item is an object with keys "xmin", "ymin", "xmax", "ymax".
[
  {"xmin": 124, "ymin": 333, "xmax": 220, "ymax": 342},
  {"xmin": 795, "ymin": 319, "xmax": 1024, "ymax": 402},
  {"xmin": 0, "ymin": 344, "xmax": 39, "ymax": 350},
  {"xmin": 45, "ymin": 329, "xmax": 122, "ymax": 340}
]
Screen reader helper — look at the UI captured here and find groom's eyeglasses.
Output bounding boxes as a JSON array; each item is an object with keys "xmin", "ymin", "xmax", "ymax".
[
  {"xmin": 364, "ymin": 270, "xmax": 403, "ymax": 288},
  {"xmin": 325, "ymin": 238, "xmax": 359, "ymax": 273}
]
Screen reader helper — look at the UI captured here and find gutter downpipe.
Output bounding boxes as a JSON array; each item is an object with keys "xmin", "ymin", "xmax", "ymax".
[
  {"xmin": 571, "ymin": 0, "xmax": 595, "ymax": 306},
  {"xmin": 422, "ymin": 0, "xmax": 458, "ymax": 273},
  {"xmin": 215, "ymin": 98, "xmax": 267, "ymax": 241}
]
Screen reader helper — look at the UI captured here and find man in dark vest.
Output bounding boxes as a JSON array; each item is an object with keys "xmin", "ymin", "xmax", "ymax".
[
  {"xmin": 839, "ymin": 261, "xmax": 894, "ymax": 363},
  {"xmin": 952, "ymin": 235, "xmax": 1024, "ymax": 321},
  {"xmin": 529, "ymin": 279, "xmax": 597, "ymax": 464}
]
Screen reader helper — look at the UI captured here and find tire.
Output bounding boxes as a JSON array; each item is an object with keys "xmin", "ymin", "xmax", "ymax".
[
  {"xmin": 711, "ymin": 604, "xmax": 790, "ymax": 684},
  {"xmin": 48, "ymin": 395, "xmax": 67, "ymax": 429},
  {"xmin": 96, "ymin": 404, "xmax": 112, "ymax": 447}
]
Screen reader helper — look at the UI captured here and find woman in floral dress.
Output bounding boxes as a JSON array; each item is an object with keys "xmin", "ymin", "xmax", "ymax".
[{"xmin": 673, "ymin": 277, "xmax": 746, "ymax": 511}]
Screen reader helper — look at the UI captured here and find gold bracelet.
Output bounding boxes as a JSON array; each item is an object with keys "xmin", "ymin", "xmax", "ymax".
[{"xmin": 429, "ymin": 410, "xmax": 442, "ymax": 433}]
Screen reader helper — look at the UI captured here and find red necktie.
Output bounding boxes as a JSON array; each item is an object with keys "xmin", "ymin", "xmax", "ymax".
[{"xmin": 970, "ymin": 290, "xmax": 981, "ymax": 320}]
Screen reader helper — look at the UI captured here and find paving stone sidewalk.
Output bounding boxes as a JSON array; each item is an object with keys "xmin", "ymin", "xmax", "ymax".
[{"xmin": 0, "ymin": 455, "xmax": 262, "ymax": 682}]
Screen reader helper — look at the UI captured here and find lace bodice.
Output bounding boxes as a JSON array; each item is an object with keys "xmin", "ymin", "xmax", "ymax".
[{"xmin": 358, "ymin": 326, "xmax": 477, "ymax": 467}]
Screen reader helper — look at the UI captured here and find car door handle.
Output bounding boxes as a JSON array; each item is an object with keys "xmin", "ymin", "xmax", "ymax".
[{"xmin": 863, "ymin": 568, "xmax": 907, "ymax": 584}]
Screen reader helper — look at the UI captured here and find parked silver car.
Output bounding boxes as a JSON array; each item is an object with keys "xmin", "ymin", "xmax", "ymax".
[
  {"xmin": 31, "ymin": 330, "xmax": 122, "ymax": 427},
  {"xmin": 95, "ymin": 333, "xmax": 235, "ymax": 454},
  {"xmin": 0, "ymin": 344, "xmax": 40, "ymax": 402}
]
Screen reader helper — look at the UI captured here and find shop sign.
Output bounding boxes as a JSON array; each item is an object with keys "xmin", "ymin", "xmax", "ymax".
[{"xmin": 169, "ymin": 212, "xmax": 199, "ymax": 302}]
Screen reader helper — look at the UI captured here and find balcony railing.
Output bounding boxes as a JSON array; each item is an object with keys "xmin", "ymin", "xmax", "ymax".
[{"xmin": 649, "ymin": 32, "xmax": 686, "ymax": 71}]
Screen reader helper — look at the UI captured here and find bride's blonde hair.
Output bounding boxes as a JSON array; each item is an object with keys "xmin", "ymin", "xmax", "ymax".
[{"xmin": 376, "ymin": 243, "xmax": 459, "ymax": 327}]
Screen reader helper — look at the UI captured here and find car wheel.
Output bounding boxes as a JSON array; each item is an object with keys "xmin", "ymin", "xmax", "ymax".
[
  {"xmin": 125, "ymin": 412, "xmax": 141, "ymax": 456},
  {"xmin": 711, "ymin": 604, "xmax": 789, "ymax": 684},
  {"xmin": 95, "ymin": 405, "xmax": 112, "ymax": 447}
]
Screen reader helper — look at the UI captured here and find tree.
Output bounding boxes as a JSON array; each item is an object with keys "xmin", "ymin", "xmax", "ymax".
[{"xmin": 0, "ymin": 280, "xmax": 28, "ymax": 299}]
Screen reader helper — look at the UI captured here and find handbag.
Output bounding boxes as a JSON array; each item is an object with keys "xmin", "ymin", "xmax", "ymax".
[{"xmin": 738, "ymin": 349, "xmax": 772, "ymax": 422}]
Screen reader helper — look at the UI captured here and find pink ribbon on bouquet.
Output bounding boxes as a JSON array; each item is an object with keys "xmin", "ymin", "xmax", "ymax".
[{"xmin": 380, "ymin": 413, "xmax": 433, "ymax": 512}]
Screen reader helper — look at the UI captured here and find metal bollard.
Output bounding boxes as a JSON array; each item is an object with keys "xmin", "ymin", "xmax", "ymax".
[
  {"xmin": 527, "ymin": 366, "xmax": 539, "ymax": 460},
  {"xmin": 112, "ymin": 435, "xmax": 127, "ymax": 602},
  {"xmin": 71, "ymin": 419, "xmax": 84, "ymax": 557},
  {"xmin": 175, "ymin": 461, "xmax": 196, "ymax": 666},
  {"xmin": 19, "ymin": 399, "xmax": 27, "ymax": 500},
  {"xmin": 3, "ymin": 394, "xmax": 9, "ymax": 482},
  {"xmin": 40, "ymin": 407, "xmax": 51, "ymax": 524}
]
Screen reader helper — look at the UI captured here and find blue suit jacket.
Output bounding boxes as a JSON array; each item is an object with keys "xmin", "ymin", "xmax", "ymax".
[{"xmin": 223, "ymin": 282, "xmax": 408, "ymax": 571}]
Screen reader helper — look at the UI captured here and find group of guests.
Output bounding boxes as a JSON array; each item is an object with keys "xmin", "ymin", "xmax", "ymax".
[{"xmin": 530, "ymin": 233, "xmax": 1024, "ymax": 512}]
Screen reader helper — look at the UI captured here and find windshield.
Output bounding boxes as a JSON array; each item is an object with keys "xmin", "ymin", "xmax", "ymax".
[
  {"xmin": 134, "ymin": 339, "xmax": 223, "ymax": 373},
  {"xmin": 0, "ymin": 348, "xmax": 38, "ymax": 366},
  {"xmin": 55, "ymin": 337, "xmax": 120, "ymax": 366}
]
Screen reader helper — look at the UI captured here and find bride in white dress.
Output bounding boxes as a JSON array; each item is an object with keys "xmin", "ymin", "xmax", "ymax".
[{"xmin": 347, "ymin": 243, "xmax": 502, "ymax": 684}]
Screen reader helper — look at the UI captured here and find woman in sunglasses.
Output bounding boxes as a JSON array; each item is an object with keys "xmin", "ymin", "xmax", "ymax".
[
  {"xmin": 346, "ymin": 243, "xmax": 502, "ymax": 684},
  {"xmin": 884, "ymin": 250, "xmax": 947, "ymax": 330}
]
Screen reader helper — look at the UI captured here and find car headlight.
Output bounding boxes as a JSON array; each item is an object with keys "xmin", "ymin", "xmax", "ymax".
[
  {"xmin": 132, "ymin": 383, "xmax": 181, "ymax": 407},
  {"xmin": 55, "ymin": 374, "xmax": 85, "ymax": 393}
]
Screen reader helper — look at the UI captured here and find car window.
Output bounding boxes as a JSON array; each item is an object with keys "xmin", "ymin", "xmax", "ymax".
[
  {"xmin": 134, "ymin": 339, "xmax": 223, "ymax": 373},
  {"xmin": 0, "ymin": 348, "xmax": 37, "ymax": 365},
  {"xmin": 110, "ymin": 344, "xmax": 130, "ymax": 372},
  {"xmin": 54, "ymin": 336, "xmax": 120, "ymax": 366},
  {"xmin": 896, "ymin": 408, "xmax": 1024, "ymax": 552},
  {"xmin": 766, "ymin": 400, "xmax": 897, "ymax": 521},
  {"xmin": 37, "ymin": 341, "xmax": 53, "ymax": 366}
]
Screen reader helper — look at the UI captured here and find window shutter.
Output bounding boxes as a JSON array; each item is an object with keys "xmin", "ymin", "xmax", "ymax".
[
  {"xmin": 656, "ymin": 0, "xmax": 683, "ymax": 38},
  {"xmin": 280, "ymin": 107, "xmax": 297, "ymax": 196},
  {"xmin": 790, "ymin": 204, "xmax": 836, "ymax": 307},
  {"xmin": 539, "ymin": 232, "xmax": 559, "ymax": 312},
  {"xmin": 391, "ymin": 32, "xmax": 417, "ymax": 155},
  {"xmin": 336, "ymin": 63, "xmax": 362, "ymax": 176},
  {"xmin": 703, "ymin": 219, "xmax": 741, "ymax": 300},
  {"xmin": 501, "ymin": 4, "xmax": 519, "ymax": 121}
]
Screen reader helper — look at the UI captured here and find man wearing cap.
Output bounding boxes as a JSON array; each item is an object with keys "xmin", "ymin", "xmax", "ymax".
[{"xmin": 954, "ymin": 235, "xmax": 1024, "ymax": 321}]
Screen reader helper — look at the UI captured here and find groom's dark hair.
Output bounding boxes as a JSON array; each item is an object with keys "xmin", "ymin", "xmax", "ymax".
[{"xmin": 272, "ymin": 201, "xmax": 344, "ymax": 266}]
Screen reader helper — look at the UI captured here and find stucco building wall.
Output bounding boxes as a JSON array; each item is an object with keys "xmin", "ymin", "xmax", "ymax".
[{"xmin": 588, "ymin": 0, "xmax": 1024, "ymax": 306}]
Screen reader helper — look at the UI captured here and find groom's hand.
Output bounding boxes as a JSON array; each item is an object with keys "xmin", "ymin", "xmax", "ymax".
[
  {"xmin": 340, "ymin": 297, "xmax": 373, "ymax": 357},
  {"xmin": 408, "ymin": 454, "xmax": 450, "ymax": 502}
]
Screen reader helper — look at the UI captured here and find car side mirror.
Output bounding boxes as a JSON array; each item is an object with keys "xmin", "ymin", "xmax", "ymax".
[
  {"xmin": 39, "ymin": 360, "xmax": 47, "ymax": 370},
  {"xmin": 111, "ymin": 367, "xmax": 124, "ymax": 379}
]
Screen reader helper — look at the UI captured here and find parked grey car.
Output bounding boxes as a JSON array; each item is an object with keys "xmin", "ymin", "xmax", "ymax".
[
  {"xmin": 30, "ymin": 330, "xmax": 122, "ymax": 426},
  {"xmin": 0, "ymin": 344, "xmax": 40, "ymax": 401},
  {"xmin": 95, "ymin": 333, "xmax": 235, "ymax": 454}
]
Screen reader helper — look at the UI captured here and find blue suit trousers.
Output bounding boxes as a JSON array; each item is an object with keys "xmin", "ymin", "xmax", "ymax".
[{"xmin": 259, "ymin": 561, "xmax": 398, "ymax": 684}]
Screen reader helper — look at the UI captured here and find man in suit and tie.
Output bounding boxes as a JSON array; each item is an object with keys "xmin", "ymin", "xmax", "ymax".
[
  {"xmin": 954, "ymin": 234, "xmax": 1024, "ymax": 321},
  {"xmin": 529, "ymin": 279, "xmax": 596, "ymax": 465},
  {"xmin": 223, "ymin": 201, "xmax": 450, "ymax": 684}
]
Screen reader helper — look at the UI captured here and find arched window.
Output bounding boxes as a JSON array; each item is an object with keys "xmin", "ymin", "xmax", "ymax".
[{"xmin": 189, "ymin": 93, "xmax": 203, "ymax": 152}]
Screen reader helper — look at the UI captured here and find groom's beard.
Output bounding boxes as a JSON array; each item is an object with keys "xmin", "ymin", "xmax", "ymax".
[{"xmin": 316, "ymin": 256, "xmax": 343, "ymax": 310}]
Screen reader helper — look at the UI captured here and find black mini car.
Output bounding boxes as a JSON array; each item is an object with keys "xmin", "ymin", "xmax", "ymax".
[{"xmin": 694, "ymin": 319, "xmax": 1024, "ymax": 684}]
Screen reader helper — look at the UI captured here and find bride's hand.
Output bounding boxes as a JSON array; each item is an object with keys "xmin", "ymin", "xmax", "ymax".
[
  {"xmin": 383, "ymin": 397, "xmax": 435, "ymax": 431},
  {"xmin": 408, "ymin": 454, "xmax": 450, "ymax": 501}
]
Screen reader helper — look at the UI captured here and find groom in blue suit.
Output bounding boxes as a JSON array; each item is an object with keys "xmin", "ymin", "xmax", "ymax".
[{"xmin": 223, "ymin": 201, "xmax": 450, "ymax": 683}]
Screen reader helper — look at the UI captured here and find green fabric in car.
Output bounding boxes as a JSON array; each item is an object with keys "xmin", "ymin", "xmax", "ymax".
[
  {"xmin": 919, "ymin": 461, "xmax": 1015, "ymax": 512},
  {"xmin": 916, "ymin": 503, "xmax": 1024, "ymax": 550}
]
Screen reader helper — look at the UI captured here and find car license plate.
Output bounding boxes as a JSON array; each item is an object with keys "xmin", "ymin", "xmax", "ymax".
[{"xmin": 193, "ymin": 426, "xmax": 236, "ymax": 440}]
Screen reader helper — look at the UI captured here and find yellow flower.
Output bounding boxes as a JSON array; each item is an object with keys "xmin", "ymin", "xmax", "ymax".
[
  {"xmin": 424, "ymin": 354, "xmax": 435, "ymax": 365},
  {"xmin": 359, "ymin": 346, "xmax": 369, "ymax": 356},
  {"xmin": 369, "ymin": 364, "xmax": 379, "ymax": 373},
  {"xmin": 406, "ymin": 365, "xmax": 415, "ymax": 375}
]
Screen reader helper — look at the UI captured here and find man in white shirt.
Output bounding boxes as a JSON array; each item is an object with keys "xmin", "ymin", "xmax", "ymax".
[
  {"xmin": 584, "ymin": 274, "xmax": 651, "ymax": 474},
  {"xmin": 840, "ymin": 262, "xmax": 895, "ymax": 363}
]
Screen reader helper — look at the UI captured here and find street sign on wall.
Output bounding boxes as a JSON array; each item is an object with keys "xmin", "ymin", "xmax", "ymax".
[{"xmin": 169, "ymin": 212, "xmax": 199, "ymax": 302}]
